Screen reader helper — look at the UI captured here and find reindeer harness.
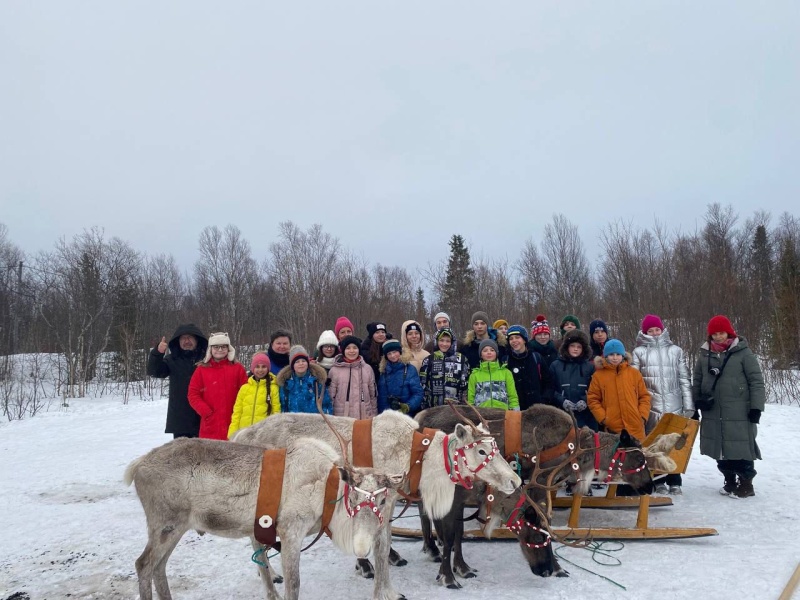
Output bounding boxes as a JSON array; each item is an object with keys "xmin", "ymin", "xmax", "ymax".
[
  {"xmin": 442, "ymin": 434, "xmax": 499, "ymax": 489},
  {"xmin": 503, "ymin": 411, "xmax": 581, "ymax": 478},
  {"xmin": 593, "ymin": 432, "xmax": 647, "ymax": 482}
]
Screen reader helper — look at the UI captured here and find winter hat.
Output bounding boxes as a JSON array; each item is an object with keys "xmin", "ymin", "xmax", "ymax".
[
  {"xmin": 493, "ymin": 319, "xmax": 509, "ymax": 330},
  {"xmin": 471, "ymin": 311, "xmax": 490, "ymax": 326},
  {"xmin": 603, "ymin": 338, "xmax": 626, "ymax": 357},
  {"xmin": 289, "ymin": 345, "xmax": 310, "ymax": 367},
  {"xmin": 205, "ymin": 332, "xmax": 235, "ymax": 362},
  {"xmin": 339, "ymin": 335, "xmax": 363, "ymax": 355},
  {"xmin": 405, "ymin": 321, "xmax": 422, "ymax": 335},
  {"xmin": 366, "ymin": 322, "xmax": 387, "ymax": 337},
  {"xmin": 506, "ymin": 325, "xmax": 529, "ymax": 342},
  {"xmin": 560, "ymin": 315, "xmax": 581, "ymax": 334},
  {"xmin": 435, "ymin": 327, "xmax": 454, "ymax": 341},
  {"xmin": 381, "ymin": 339, "xmax": 402, "ymax": 356},
  {"xmin": 707, "ymin": 315, "xmax": 736, "ymax": 338},
  {"xmin": 316, "ymin": 329, "xmax": 339, "ymax": 350},
  {"xmin": 250, "ymin": 352, "xmax": 270, "ymax": 372},
  {"xmin": 478, "ymin": 338, "xmax": 499, "ymax": 358},
  {"xmin": 335, "ymin": 316, "xmax": 355, "ymax": 338},
  {"xmin": 433, "ymin": 312, "xmax": 451, "ymax": 328},
  {"xmin": 589, "ymin": 319, "xmax": 608, "ymax": 336},
  {"xmin": 530, "ymin": 314, "xmax": 550, "ymax": 337},
  {"xmin": 641, "ymin": 314, "xmax": 664, "ymax": 334}
]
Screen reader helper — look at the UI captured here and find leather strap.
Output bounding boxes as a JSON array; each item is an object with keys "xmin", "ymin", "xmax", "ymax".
[
  {"xmin": 400, "ymin": 427, "xmax": 438, "ymax": 500},
  {"xmin": 254, "ymin": 448, "xmax": 287, "ymax": 550},
  {"xmin": 504, "ymin": 410, "xmax": 522, "ymax": 459},
  {"xmin": 539, "ymin": 426, "xmax": 578, "ymax": 464},
  {"xmin": 352, "ymin": 419, "xmax": 373, "ymax": 467}
]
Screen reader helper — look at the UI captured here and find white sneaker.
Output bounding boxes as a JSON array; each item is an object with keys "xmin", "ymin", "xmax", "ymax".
[
  {"xmin": 668, "ymin": 485, "xmax": 682, "ymax": 495},
  {"xmin": 654, "ymin": 483, "xmax": 669, "ymax": 495}
]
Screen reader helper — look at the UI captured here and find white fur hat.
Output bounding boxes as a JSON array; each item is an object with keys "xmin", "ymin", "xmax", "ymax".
[
  {"xmin": 204, "ymin": 332, "xmax": 236, "ymax": 362},
  {"xmin": 316, "ymin": 330, "xmax": 338, "ymax": 350}
]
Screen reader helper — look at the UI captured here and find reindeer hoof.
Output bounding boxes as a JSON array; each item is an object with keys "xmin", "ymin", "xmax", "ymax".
[
  {"xmin": 390, "ymin": 556, "xmax": 408, "ymax": 567},
  {"xmin": 462, "ymin": 572, "xmax": 477, "ymax": 579},
  {"xmin": 447, "ymin": 582, "xmax": 462, "ymax": 590},
  {"xmin": 272, "ymin": 575, "xmax": 283, "ymax": 584},
  {"xmin": 437, "ymin": 574, "xmax": 461, "ymax": 589},
  {"xmin": 355, "ymin": 563, "xmax": 375, "ymax": 579},
  {"xmin": 556, "ymin": 569, "xmax": 570, "ymax": 578}
]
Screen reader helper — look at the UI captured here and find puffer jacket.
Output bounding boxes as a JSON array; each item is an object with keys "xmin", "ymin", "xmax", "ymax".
[
  {"xmin": 400, "ymin": 319, "xmax": 431, "ymax": 373},
  {"xmin": 692, "ymin": 337, "xmax": 765, "ymax": 461},
  {"xmin": 377, "ymin": 351, "xmax": 424, "ymax": 415},
  {"xmin": 587, "ymin": 355, "xmax": 651, "ymax": 441},
  {"xmin": 419, "ymin": 348, "xmax": 470, "ymax": 408},
  {"xmin": 277, "ymin": 362, "xmax": 332, "ymax": 415},
  {"xmin": 188, "ymin": 358, "xmax": 249, "ymax": 440},
  {"xmin": 549, "ymin": 329, "xmax": 597, "ymax": 430},
  {"xmin": 631, "ymin": 329, "xmax": 694, "ymax": 431},
  {"xmin": 462, "ymin": 329, "xmax": 508, "ymax": 369},
  {"xmin": 328, "ymin": 356, "xmax": 378, "ymax": 418},
  {"xmin": 528, "ymin": 339, "xmax": 559, "ymax": 369},
  {"xmin": 467, "ymin": 360, "xmax": 520, "ymax": 411},
  {"xmin": 506, "ymin": 348, "xmax": 553, "ymax": 410},
  {"xmin": 227, "ymin": 374, "xmax": 281, "ymax": 438}
]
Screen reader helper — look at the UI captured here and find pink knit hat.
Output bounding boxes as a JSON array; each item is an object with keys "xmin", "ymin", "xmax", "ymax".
[
  {"xmin": 641, "ymin": 314, "xmax": 664, "ymax": 333},
  {"xmin": 335, "ymin": 316, "xmax": 355, "ymax": 338},
  {"xmin": 250, "ymin": 352, "xmax": 270, "ymax": 372}
]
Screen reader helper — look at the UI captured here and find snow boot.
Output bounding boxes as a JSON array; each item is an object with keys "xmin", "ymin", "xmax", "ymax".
[
  {"xmin": 719, "ymin": 473, "xmax": 737, "ymax": 496},
  {"xmin": 654, "ymin": 483, "xmax": 669, "ymax": 495},
  {"xmin": 668, "ymin": 485, "xmax": 682, "ymax": 495},
  {"xmin": 732, "ymin": 478, "xmax": 755, "ymax": 498}
]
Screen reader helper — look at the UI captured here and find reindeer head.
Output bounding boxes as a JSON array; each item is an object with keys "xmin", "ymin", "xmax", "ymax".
[
  {"xmin": 608, "ymin": 429, "xmax": 654, "ymax": 495},
  {"xmin": 447, "ymin": 420, "xmax": 521, "ymax": 494}
]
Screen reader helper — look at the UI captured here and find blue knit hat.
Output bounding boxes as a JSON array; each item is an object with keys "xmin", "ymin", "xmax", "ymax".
[
  {"xmin": 506, "ymin": 325, "xmax": 529, "ymax": 342},
  {"xmin": 603, "ymin": 338, "xmax": 625, "ymax": 357}
]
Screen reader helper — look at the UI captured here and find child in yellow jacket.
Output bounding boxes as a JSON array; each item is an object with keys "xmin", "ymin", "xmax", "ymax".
[
  {"xmin": 587, "ymin": 339, "xmax": 651, "ymax": 441},
  {"xmin": 228, "ymin": 352, "xmax": 281, "ymax": 438}
]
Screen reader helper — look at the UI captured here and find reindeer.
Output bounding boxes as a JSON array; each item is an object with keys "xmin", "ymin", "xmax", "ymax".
[
  {"xmin": 125, "ymin": 435, "xmax": 404, "ymax": 600},
  {"xmin": 232, "ymin": 410, "xmax": 522, "ymax": 597},
  {"xmin": 414, "ymin": 404, "xmax": 665, "ymax": 586}
]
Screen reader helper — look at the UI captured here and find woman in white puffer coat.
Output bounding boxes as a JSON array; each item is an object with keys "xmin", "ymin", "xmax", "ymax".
[{"xmin": 631, "ymin": 314, "xmax": 694, "ymax": 495}]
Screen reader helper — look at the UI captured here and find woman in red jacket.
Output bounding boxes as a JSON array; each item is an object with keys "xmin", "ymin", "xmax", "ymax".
[{"xmin": 188, "ymin": 332, "xmax": 248, "ymax": 440}]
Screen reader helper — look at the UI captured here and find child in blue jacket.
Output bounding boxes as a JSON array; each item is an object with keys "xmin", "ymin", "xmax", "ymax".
[
  {"xmin": 277, "ymin": 345, "xmax": 332, "ymax": 414},
  {"xmin": 377, "ymin": 339, "xmax": 423, "ymax": 415}
]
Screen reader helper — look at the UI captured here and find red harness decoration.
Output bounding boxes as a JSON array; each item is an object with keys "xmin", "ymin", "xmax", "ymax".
[
  {"xmin": 442, "ymin": 435, "xmax": 499, "ymax": 490},
  {"xmin": 343, "ymin": 482, "xmax": 391, "ymax": 524},
  {"xmin": 593, "ymin": 432, "xmax": 647, "ymax": 482},
  {"xmin": 504, "ymin": 494, "xmax": 552, "ymax": 549}
]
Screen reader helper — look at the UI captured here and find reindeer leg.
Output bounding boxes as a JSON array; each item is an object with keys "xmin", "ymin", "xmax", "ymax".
[
  {"xmin": 373, "ymin": 520, "xmax": 405, "ymax": 600},
  {"xmin": 388, "ymin": 546, "xmax": 407, "ymax": 567},
  {"xmin": 278, "ymin": 534, "xmax": 301, "ymax": 600},
  {"xmin": 141, "ymin": 521, "xmax": 186, "ymax": 600},
  {"xmin": 451, "ymin": 516, "xmax": 476, "ymax": 578},
  {"xmin": 250, "ymin": 538, "xmax": 283, "ymax": 600},
  {"xmin": 355, "ymin": 557, "xmax": 375, "ymax": 579},
  {"xmin": 419, "ymin": 509, "xmax": 442, "ymax": 562},
  {"xmin": 434, "ymin": 507, "xmax": 461, "ymax": 589}
]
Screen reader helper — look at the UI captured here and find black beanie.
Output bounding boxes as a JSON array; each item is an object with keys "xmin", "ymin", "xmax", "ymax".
[{"xmin": 339, "ymin": 335, "xmax": 363, "ymax": 355}]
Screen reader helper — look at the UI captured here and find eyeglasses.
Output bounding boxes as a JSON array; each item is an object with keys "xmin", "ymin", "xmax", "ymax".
[{"xmin": 211, "ymin": 345, "xmax": 229, "ymax": 350}]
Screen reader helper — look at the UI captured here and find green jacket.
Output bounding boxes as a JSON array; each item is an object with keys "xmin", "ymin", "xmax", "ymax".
[
  {"xmin": 692, "ymin": 337, "xmax": 765, "ymax": 461},
  {"xmin": 467, "ymin": 360, "xmax": 520, "ymax": 411}
]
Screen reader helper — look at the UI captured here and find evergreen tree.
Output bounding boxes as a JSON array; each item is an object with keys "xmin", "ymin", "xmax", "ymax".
[
  {"xmin": 441, "ymin": 235, "xmax": 475, "ymax": 333},
  {"xmin": 415, "ymin": 287, "xmax": 426, "ymax": 326},
  {"xmin": 773, "ymin": 238, "xmax": 800, "ymax": 367}
]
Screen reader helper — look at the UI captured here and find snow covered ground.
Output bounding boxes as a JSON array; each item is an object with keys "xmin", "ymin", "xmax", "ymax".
[{"xmin": 1, "ymin": 397, "xmax": 798, "ymax": 600}]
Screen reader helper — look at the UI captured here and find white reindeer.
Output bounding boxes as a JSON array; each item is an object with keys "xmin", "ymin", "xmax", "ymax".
[
  {"xmin": 125, "ymin": 436, "xmax": 404, "ymax": 600},
  {"xmin": 232, "ymin": 410, "xmax": 523, "ymax": 599}
]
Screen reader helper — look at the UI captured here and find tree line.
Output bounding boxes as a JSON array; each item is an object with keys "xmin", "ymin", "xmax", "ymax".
[{"xmin": 1, "ymin": 202, "xmax": 798, "ymax": 404}]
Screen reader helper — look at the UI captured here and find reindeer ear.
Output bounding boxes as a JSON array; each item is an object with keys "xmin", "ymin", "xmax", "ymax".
[
  {"xmin": 386, "ymin": 473, "xmax": 406, "ymax": 489},
  {"xmin": 453, "ymin": 422, "xmax": 468, "ymax": 441},
  {"xmin": 337, "ymin": 466, "xmax": 350, "ymax": 484}
]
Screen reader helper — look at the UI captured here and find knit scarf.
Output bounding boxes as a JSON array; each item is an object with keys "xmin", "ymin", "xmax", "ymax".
[
  {"xmin": 710, "ymin": 338, "xmax": 734, "ymax": 353},
  {"xmin": 267, "ymin": 347, "xmax": 290, "ymax": 370}
]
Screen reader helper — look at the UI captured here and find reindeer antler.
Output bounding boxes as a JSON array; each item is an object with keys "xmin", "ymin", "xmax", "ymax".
[
  {"xmin": 446, "ymin": 400, "xmax": 486, "ymax": 438},
  {"xmin": 316, "ymin": 383, "xmax": 353, "ymax": 471}
]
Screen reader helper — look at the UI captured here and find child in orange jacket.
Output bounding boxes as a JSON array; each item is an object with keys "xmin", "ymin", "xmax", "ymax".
[{"xmin": 587, "ymin": 339, "xmax": 651, "ymax": 441}]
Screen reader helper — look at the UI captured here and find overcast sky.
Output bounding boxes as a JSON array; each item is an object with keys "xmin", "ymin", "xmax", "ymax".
[{"xmin": 1, "ymin": 1, "xmax": 798, "ymax": 273}]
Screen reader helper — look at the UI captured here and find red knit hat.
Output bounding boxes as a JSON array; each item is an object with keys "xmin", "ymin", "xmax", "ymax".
[
  {"xmin": 530, "ymin": 314, "xmax": 550, "ymax": 337},
  {"xmin": 250, "ymin": 352, "xmax": 270, "ymax": 372},
  {"xmin": 335, "ymin": 316, "xmax": 355, "ymax": 338},
  {"xmin": 707, "ymin": 315, "xmax": 736, "ymax": 337},
  {"xmin": 641, "ymin": 314, "xmax": 664, "ymax": 333}
]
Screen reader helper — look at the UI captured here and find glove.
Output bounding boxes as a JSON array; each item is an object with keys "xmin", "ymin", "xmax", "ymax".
[
  {"xmin": 562, "ymin": 400, "xmax": 577, "ymax": 411},
  {"xmin": 391, "ymin": 399, "xmax": 410, "ymax": 414},
  {"xmin": 574, "ymin": 400, "xmax": 587, "ymax": 412},
  {"xmin": 748, "ymin": 409, "xmax": 761, "ymax": 424}
]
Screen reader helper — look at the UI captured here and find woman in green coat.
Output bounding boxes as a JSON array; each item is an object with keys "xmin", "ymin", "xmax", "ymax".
[{"xmin": 692, "ymin": 315, "xmax": 765, "ymax": 498}]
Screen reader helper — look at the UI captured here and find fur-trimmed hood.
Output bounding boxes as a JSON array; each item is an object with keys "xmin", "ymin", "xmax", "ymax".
[
  {"xmin": 400, "ymin": 319, "xmax": 426, "ymax": 352},
  {"xmin": 276, "ymin": 362, "xmax": 328, "ymax": 386},
  {"xmin": 558, "ymin": 329, "xmax": 591, "ymax": 361},
  {"xmin": 379, "ymin": 347, "xmax": 414, "ymax": 374},
  {"xmin": 463, "ymin": 329, "xmax": 507, "ymax": 347},
  {"xmin": 594, "ymin": 353, "xmax": 634, "ymax": 370}
]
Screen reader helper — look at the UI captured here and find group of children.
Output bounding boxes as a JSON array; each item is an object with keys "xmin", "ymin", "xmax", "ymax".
[{"xmin": 177, "ymin": 309, "xmax": 762, "ymax": 499}]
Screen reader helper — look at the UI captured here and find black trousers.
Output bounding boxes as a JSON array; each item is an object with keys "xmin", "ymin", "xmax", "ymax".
[{"xmin": 717, "ymin": 459, "xmax": 757, "ymax": 480}]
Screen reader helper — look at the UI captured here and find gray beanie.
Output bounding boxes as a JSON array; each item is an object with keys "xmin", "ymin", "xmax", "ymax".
[
  {"xmin": 478, "ymin": 338, "xmax": 499, "ymax": 358},
  {"xmin": 472, "ymin": 311, "xmax": 490, "ymax": 326}
]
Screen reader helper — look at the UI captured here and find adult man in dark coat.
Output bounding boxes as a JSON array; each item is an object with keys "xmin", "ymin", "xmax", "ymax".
[{"xmin": 147, "ymin": 323, "xmax": 208, "ymax": 438}]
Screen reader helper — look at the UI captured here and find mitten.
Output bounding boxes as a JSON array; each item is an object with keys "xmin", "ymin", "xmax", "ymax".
[
  {"xmin": 748, "ymin": 409, "xmax": 761, "ymax": 424},
  {"xmin": 575, "ymin": 400, "xmax": 587, "ymax": 411},
  {"xmin": 391, "ymin": 399, "xmax": 410, "ymax": 414},
  {"xmin": 562, "ymin": 399, "xmax": 577, "ymax": 411}
]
